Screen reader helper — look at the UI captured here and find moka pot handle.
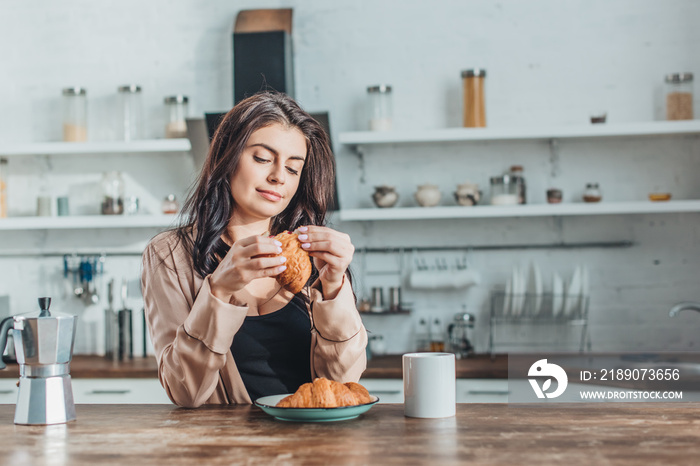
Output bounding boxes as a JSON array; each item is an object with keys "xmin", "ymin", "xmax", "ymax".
[{"xmin": 0, "ymin": 316, "xmax": 14, "ymax": 370}]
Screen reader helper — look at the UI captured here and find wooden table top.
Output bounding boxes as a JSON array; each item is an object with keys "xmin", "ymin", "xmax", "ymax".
[{"xmin": 1, "ymin": 403, "xmax": 698, "ymax": 465}]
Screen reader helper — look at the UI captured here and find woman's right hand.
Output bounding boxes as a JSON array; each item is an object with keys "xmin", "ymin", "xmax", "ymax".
[{"xmin": 209, "ymin": 235, "xmax": 287, "ymax": 303}]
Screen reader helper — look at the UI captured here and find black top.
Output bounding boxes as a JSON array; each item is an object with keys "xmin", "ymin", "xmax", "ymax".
[{"xmin": 230, "ymin": 294, "xmax": 312, "ymax": 401}]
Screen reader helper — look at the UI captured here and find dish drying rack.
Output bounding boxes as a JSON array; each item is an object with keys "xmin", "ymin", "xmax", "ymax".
[{"xmin": 488, "ymin": 291, "xmax": 589, "ymax": 356}]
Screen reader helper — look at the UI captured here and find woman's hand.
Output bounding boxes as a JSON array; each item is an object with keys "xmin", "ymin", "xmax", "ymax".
[
  {"xmin": 209, "ymin": 235, "xmax": 287, "ymax": 303},
  {"xmin": 297, "ymin": 226, "xmax": 354, "ymax": 300}
]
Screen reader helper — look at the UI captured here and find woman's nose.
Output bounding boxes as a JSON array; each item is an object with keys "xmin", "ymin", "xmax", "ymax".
[{"xmin": 267, "ymin": 163, "xmax": 285, "ymax": 184}]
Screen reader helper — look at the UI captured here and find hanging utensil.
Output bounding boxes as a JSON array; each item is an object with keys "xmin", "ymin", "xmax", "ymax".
[
  {"xmin": 117, "ymin": 278, "xmax": 133, "ymax": 361},
  {"xmin": 104, "ymin": 279, "xmax": 118, "ymax": 362}
]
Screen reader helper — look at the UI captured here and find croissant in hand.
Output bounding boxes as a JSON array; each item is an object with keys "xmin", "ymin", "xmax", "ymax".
[
  {"xmin": 269, "ymin": 231, "xmax": 312, "ymax": 294},
  {"xmin": 277, "ymin": 377, "xmax": 372, "ymax": 408}
]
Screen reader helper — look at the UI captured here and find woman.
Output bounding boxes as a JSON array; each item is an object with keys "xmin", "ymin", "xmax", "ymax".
[{"xmin": 142, "ymin": 92, "xmax": 367, "ymax": 408}]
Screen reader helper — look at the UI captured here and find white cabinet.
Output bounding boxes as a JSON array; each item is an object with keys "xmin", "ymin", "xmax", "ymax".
[
  {"xmin": 360, "ymin": 378, "xmax": 510, "ymax": 403},
  {"xmin": 72, "ymin": 379, "xmax": 172, "ymax": 404},
  {"xmin": 456, "ymin": 379, "xmax": 509, "ymax": 403},
  {"xmin": 360, "ymin": 379, "xmax": 700, "ymax": 404},
  {"xmin": 0, "ymin": 378, "xmax": 172, "ymax": 404},
  {"xmin": 0, "ymin": 379, "xmax": 18, "ymax": 404},
  {"xmin": 360, "ymin": 378, "xmax": 404, "ymax": 403}
]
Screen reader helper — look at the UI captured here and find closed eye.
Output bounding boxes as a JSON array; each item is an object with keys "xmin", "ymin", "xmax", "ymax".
[{"xmin": 254, "ymin": 154, "xmax": 300, "ymax": 175}]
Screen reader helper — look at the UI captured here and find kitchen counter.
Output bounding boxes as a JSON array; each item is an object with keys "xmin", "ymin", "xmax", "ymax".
[
  {"xmin": 3, "ymin": 353, "xmax": 699, "ymax": 387},
  {"xmin": 363, "ymin": 354, "xmax": 508, "ymax": 378},
  {"xmin": 0, "ymin": 355, "xmax": 159, "ymax": 379},
  {"xmin": 2, "ymin": 403, "xmax": 699, "ymax": 464},
  {"xmin": 0, "ymin": 354, "xmax": 509, "ymax": 379}
]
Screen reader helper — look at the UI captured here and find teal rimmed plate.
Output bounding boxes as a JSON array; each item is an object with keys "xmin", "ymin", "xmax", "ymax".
[{"xmin": 254, "ymin": 394, "xmax": 379, "ymax": 422}]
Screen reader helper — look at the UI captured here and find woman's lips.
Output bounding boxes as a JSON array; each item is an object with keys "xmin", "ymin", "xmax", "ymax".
[{"xmin": 257, "ymin": 189, "xmax": 282, "ymax": 202}]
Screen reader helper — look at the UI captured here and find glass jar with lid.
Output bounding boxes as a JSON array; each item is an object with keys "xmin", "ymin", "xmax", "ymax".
[
  {"xmin": 164, "ymin": 95, "xmax": 189, "ymax": 138},
  {"xmin": 368, "ymin": 334, "xmax": 386, "ymax": 356},
  {"xmin": 101, "ymin": 171, "xmax": 125, "ymax": 215},
  {"xmin": 415, "ymin": 318, "xmax": 430, "ymax": 352},
  {"xmin": 665, "ymin": 73, "xmax": 694, "ymax": 120},
  {"xmin": 547, "ymin": 188, "xmax": 563, "ymax": 204},
  {"xmin": 462, "ymin": 69, "xmax": 486, "ymax": 127},
  {"xmin": 62, "ymin": 87, "xmax": 87, "ymax": 142},
  {"xmin": 124, "ymin": 196, "xmax": 140, "ymax": 215},
  {"xmin": 162, "ymin": 194, "xmax": 180, "ymax": 214},
  {"xmin": 0, "ymin": 157, "xmax": 7, "ymax": 218},
  {"xmin": 118, "ymin": 85, "xmax": 143, "ymax": 141},
  {"xmin": 490, "ymin": 175, "xmax": 519, "ymax": 206},
  {"xmin": 582, "ymin": 183, "xmax": 602, "ymax": 203},
  {"xmin": 430, "ymin": 317, "xmax": 445, "ymax": 352},
  {"xmin": 507, "ymin": 165, "xmax": 526, "ymax": 204},
  {"xmin": 367, "ymin": 85, "xmax": 392, "ymax": 131}
]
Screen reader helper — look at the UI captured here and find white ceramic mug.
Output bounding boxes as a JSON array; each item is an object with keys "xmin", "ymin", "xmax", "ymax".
[{"xmin": 403, "ymin": 352, "xmax": 456, "ymax": 418}]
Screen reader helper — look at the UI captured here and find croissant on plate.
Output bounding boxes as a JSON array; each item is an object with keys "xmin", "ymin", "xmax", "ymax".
[{"xmin": 277, "ymin": 377, "xmax": 372, "ymax": 408}]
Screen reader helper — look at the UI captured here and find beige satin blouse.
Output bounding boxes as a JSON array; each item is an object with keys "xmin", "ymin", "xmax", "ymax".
[{"xmin": 141, "ymin": 230, "xmax": 368, "ymax": 407}]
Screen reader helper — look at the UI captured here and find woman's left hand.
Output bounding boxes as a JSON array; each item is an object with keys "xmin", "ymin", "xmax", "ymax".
[{"xmin": 297, "ymin": 225, "xmax": 354, "ymax": 299}]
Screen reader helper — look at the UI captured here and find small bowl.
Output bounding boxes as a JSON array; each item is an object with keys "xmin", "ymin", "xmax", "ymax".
[
  {"xmin": 414, "ymin": 184, "xmax": 441, "ymax": 207},
  {"xmin": 454, "ymin": 191, "xmax": 481, "ymax": 206},
  {"xmin": 648, "ymin": 192, "xmax": 672, "ymax": 202},
  {"xmin": 454, "ymin": 182, "xmax": 480, "ymax": 206},
  {"xmin": 372, "ymin": 186, "xmax": 399, "ymax": 208}
]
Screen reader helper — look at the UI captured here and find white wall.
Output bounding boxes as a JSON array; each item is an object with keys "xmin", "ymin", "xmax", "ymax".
[{"xmin": 0, "ymin": 0, "xmax": 698, "ymax": 355}]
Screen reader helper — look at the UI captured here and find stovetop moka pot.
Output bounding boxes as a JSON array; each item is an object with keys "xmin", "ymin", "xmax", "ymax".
[
  {"xmin": 0, "ymin": 297, "xmax": 77, "ymax": 425},
  {"xmin": 448, "ymin": 311, "xmax": 475, "ymax": 359}
]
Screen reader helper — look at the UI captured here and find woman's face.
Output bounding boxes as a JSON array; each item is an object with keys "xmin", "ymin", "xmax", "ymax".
[{"xmin": 230, "ymin": 123, "xmax": 307, "ymax": 222}]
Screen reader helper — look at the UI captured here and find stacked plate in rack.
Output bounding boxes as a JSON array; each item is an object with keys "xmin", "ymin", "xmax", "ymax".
[
  {"xmin": 557, "ymin": 265, "xmax": 590, "ymax": 318},
  {"xmin": 502, "ymin": 264, "xmax": 589, "ymax": 318}
]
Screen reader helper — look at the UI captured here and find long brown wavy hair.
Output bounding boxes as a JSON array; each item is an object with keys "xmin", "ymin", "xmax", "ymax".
[{"xmin": 176, "ymin": 92, "xmax": 336, "ymax": 281}]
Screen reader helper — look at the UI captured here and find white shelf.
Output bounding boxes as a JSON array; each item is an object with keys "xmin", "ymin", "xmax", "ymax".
[
  {"xmin": 0, "ymin": 214, "xmax": 179, "ymax": 230},
  {"xmin": 338, "ymin": 200, "xmax": 700, "ymax": 221},
  {"xmin": 0, "ymin": 139, "xmax": 191, "ymax": 156},
  {"xmin": 338, "ymin": 120, "xmax": 700, "ymax": 146}
]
